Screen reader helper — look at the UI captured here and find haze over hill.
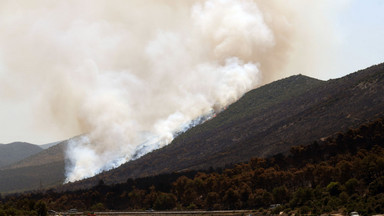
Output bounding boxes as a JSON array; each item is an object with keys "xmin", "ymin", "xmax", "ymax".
[
  {"xmin": 5, "ymin": 141, "xmax": 66, "ymax": 170},
  {"xmin": 0, "ymin": 142, "xmax": 43, "ymax": 168},
  {"xmin": 0, "ymin": 142, "xmax": 66, "ymax": 193}
]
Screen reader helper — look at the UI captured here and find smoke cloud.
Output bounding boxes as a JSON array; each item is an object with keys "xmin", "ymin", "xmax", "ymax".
[{"xmin": 0, "ymin": 0, "xmax": 341, "ymax": 182}]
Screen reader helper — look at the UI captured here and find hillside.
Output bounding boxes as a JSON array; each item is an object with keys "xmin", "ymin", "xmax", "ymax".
[
  {"xmin": 0, "ymin": 142, "xmax": 43, "ymax": 168},
  {"xmin": 4, "ymin": 141, "xmax": 67, "ymax": 170},
  {"xmin": 0, "ymin": 142, "xmax": 67, "ymax": 193},
  {"xmin": 0, "ymin": 161, "xmax": 65, "ymax": 193},
  {"xmin": 63, "ymin": 63, "xmax": 384, "ymax": 190},
  {"xmin": 2, "ymin": 63, "xmax": 383, "ymax": 193},
  {"xmin": 39, "ymin": 141, "xmax": 62, "ymax": 149},
  {"xmin": 5, "ymin": 116, "xmax": 384, "ymax": 215}
]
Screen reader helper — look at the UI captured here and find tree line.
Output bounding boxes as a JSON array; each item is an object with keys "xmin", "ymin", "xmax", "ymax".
[{"xmin": 1, "ymin": 117, "xmax": 384, "ymax": 215}]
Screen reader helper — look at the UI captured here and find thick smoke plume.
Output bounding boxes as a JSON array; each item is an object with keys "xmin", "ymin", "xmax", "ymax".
[{"xmin": 0, "ymin": 0, "xmax": 340, "ymax": 182}]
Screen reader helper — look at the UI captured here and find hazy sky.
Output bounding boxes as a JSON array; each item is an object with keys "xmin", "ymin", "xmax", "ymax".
[
  {"xmin": 0, "ymin": 0, "xmax": 383, "ymax": 145},
  {"xmin": 331, "ymin": 0, "xmax": 384, "ymax": 79}
]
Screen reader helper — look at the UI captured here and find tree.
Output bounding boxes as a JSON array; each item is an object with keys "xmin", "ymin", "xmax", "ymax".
[
  {"xmin": 223, "ymin": 188, "xmax": 241, "ymax": 209},
  {"xmin": 248, "ymin": 189, "xmax": 272, "ymax": 208},
  {"xmin": 205, "ymin": 192, "xmax": 220, "ymax": 209},
  {"xmin": 35, "ymin": 200, "xmax": 47, "ymax": 216},
  {"xmin": 336, "ymin": 160, "xmax": 353, "ymax": 183},
  {"xmin": 172, "ymin": 176, "xmax": 192, "ymax": 203},
  {"xmin": 345, "ymin": 178, "xmax": 359, "ymax": 195},
  {"xmin": 272, "ymin": 186, "xmax": 290, "ymax": 204},
  {"xmin": 369, "ymin": 176, "xmax": 384, "ymax": 195},
  {"xmin": 290, "ymin": 187, "xmax": 314, "ymax": 207},
  {"xmin": 153, "ymin": 193, "xmax": 176, "ymax": 210},
  {"xmin": 91, "ymin": 203, "xmax": 105, "ymax": 211},
  {"xmin": 128, "ymin": 188, "xmax": 146, "ymax": 209},
  {"xmin": 144, "ymin": 185, "xmax": 158, "ymax": 208},
  {"xmin": 327, "ymin": 182, "xmax": 342, "ymax": 196}
]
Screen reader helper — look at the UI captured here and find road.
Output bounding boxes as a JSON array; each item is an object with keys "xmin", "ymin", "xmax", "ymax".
[{"xmin": 53, "ymin": 210, "xmax": 257, "ymax": 216}]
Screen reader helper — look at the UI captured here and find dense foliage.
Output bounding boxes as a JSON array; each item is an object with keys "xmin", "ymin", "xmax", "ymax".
[{"xmin": 1, "ymin": 117, "xmax": 384, "ymax": 215}]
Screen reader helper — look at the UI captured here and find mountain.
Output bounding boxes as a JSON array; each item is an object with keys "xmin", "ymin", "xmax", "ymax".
[
  {"xmin": 5, "ymin": 141, "xmax": 67, "ymax": 170},
  {"xmin": 12, "ymin": 116, "xmax": 384, "ymax": 213},
  {"xmin": 2, "ymin": 63, "xmax": 383, "ymax": 193},
  {"xmin": 39, "ymin": 141, "xmax": 62, "ymax": 149},
  {"xmin": 0, "ymin": 161, "xmax": 65, "ymax": 194},
  {"xmin": 0, "ymin": 141, "xmax": 67, "ymax": 193},
  {"xmin": 0, "ymin": 142, "xmax": 43, "ymax": 168},
  {"xmin": 62, "ymin": 63, "xmax": 384, "ymax": 190}
]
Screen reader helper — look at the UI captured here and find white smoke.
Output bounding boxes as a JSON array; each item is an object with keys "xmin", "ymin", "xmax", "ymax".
[
  {"xmin": 0, "ymin": 0, "xmax": 342, "ymax": 182},
  {"xmin": 63, "ymin": 0, "xmax": 269, "ymax": 182}
]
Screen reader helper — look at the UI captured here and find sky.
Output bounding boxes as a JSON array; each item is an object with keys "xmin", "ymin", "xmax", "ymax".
[
  {"xmin": 281, "ymin": 0, "xmax": 384, "ymax": 81},
  {"xmin": 0, "ymin": 0, "xmax": 383, "ymax": 146},
  {"xmin": 332, "ymin": 0, "xmax": 384, "ymax": 79}
]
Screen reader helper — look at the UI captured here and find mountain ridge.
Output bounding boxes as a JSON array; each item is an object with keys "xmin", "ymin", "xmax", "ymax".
[
  {"xmin": 0, "ymin": 142, "xmax": 43, "ymax": 169},
  {"xmin": 60, "ymin": 63, "xmax": 384, "ymax": 190},
  {"xmin": 0, "ymin": 141, "xmax": 67, "ymax": 193},
  {"xmin": 2, "ymin": 63, "xmax": 383, "ymax": 193},
  {"xmin": 4, "ymin": 141, "xmax": 67, "ymax": 170}
]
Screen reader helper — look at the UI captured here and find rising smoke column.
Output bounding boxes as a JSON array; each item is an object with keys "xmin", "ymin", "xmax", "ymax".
[
  {"xmin": 0, "ymin": 0, "xmax": 340, "ymax": 182},
  {"xmin": 64, "ymin": 0, "xmax": 273, "ymax": 182}
]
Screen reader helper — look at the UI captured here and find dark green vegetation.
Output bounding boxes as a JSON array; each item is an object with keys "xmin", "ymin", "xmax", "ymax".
[
  {"xmin": 0, "ymin": 142, "xmax": 66, "ymax": 193},
  {"xmin": 64, "ymin": 63, "xmax": 384, "ymax": 190},
  {"xmin": 0, "ymin": 199, "xmax": 48, "ymax": 216},
  {"xmin": 0, "ymin": 142, "xmax": 43, "ymax": 168},
  {"xmin": 2, "ymin": 116, "xmax": 384, "ymax": 215}
]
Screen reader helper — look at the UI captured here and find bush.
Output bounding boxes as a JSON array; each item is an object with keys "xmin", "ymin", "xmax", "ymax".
[
  {"xmin": 345, "ymin": 178, "xmax": 359, "ymax": 195},
  {"xmin": 327, "ymin": 182, "xmax": 342, "ymax": 196},
  {"xmin": 91, "ymin": 203, "xmax": 105, "ymax": 211},
  {"xmin": 154, "ymin": 193, "xmax": 177, "ymax": 210},
  {"xmin": 35, "ymin": 200, "xmax": 47, "ymax": 216},
  {"xmin": 272, "ymin": 186, "xmax": 290, "ymax": 204},
  {"xmin": 369, "ymin": 176, "xmax": 384, "ymax": 195}
]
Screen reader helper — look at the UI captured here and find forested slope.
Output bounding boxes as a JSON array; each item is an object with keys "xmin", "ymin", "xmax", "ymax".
[
  {"xmin": 3, "ymin": 116, "xmax": 384, "ymax": 215},
  {"xmin": 66, "ymin": 63, "xmax": 384, "ymax": 189},
  {"xmin": 2, "ymin": 63, "xmax": 383, "ymax": 194}
]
